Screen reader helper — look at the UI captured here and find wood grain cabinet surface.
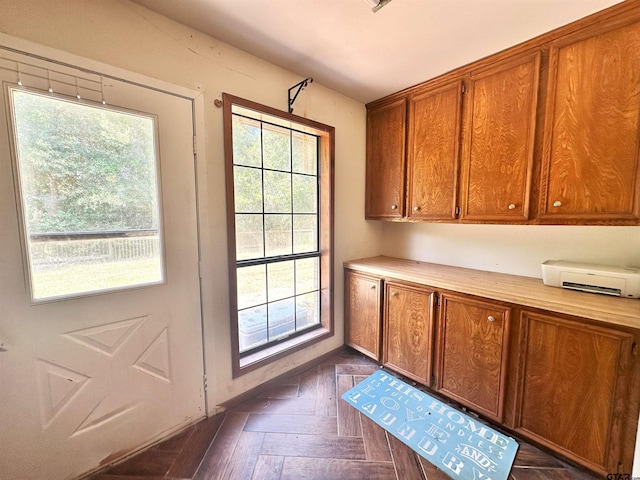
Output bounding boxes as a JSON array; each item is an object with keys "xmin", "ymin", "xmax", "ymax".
[
  {"xmin": 459, "ymin": 53, "xmax": 540, "ymax": 222},
  {"xmin": 344, "ymin": 270, "xmax": 382, "ymax": 361},
  {"xmin": 365, "ymin": 98, "xmax": 406, "ymax": 219},
  {"xmin": 435, "ymin": 293, "xmax": 511, "ymax": 421},
  {"xmin": 364, "ymin": 2, "xmax": 640, "ymax": 225},
  {"xmin": 406, "ymin": 81, "xmax": 462, "ymax": 220},
  {"xmin": 513, "ymin": 310, "xmax": 640, "ymax": 475},
  {"xmin": 383, "ymin": 282, "xmax": 436, "ymax": 384},
  {"xmin": 539, "ymin": 20, "xmax": 640, "ymax": 223}
]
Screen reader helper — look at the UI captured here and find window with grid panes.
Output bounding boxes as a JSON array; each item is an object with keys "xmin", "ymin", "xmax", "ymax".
[{"xmin": 224, "ymin": 94, "xmax": 334, "ymax": 372}]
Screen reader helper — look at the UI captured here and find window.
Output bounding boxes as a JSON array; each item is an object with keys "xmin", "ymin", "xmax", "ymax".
[
  {"xmin": 8, "ymin": 88, "xmax": 163, "ymax": 301},
  {"xmin": 223, "ymin": 94, "xmax": 334, "ymax": 376}
]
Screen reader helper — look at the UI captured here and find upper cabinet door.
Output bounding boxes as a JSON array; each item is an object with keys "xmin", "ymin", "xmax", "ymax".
[
  {"xmin": 366, "ymin": 98, "xmax": 407, "ymax": 219},
  {"xmin": 539, "ymin": 21, "xmax": 640, "ymax": 222},
  {"xmin": 460, "ymin": 53, "xmax": 541, "ymax": 222},
  {"xmin": 407, "ymin": 81, "xmax": 462, "ymax": 220}
]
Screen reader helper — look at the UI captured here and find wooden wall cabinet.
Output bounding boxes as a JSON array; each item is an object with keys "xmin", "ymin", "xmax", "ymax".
[
  {"xmin": 365, "ymin": 98, "xmax": 406, "ymax": 219},
  {"xmin": 459, "ymin": 53, "xmax": 540, "ymax": 222},
  {"xmin": 365, "ymin": 3, "xmax": 640, "ymax": 225},
  {"xmin": 344, "ymin": 270, "xmax": 382, "ymax": 361},
  {"xmin": 383, "ymin": 282, "xmax": 436, "ymax": 384},
  {"xmin": 514, "ymin": 310, "xmax": 639, "ymax": 475},
  {"xmin": 539, "ymin": 20, "xmax": 640, "ymax": 223},
  {"xmin": 436, "ymin": 293, "xmax": 511, "ymax": 421},
  {"xmin": 406, "ymin": 81, "xmax": 462, "ymax": 220}
]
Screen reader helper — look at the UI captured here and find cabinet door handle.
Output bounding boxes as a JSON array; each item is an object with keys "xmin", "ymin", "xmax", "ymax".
[
  {"xmin": 370, "ymin": 285, "xmax": 376, "ymax": 290},
  {"xmin": 391, "ymin": 292, "xmax": 397, "ymax": 297},
  {"xmin": 391, "ymin": 204, "xmax": 397, "ymax": 210},
  {"xmin": 508, "ymin": 203, "xmax": 516, "ymax": 210},
  {"xmin": 413, "ymin": 206, "xmax": 420, "ymax": 211},
  {"xmin": 553, "ymin": 201, "xmax": 562, "ymax": 207},
  {"xmin": 488, "ymin": 315, "xmax": 495, "ymax": 322}
]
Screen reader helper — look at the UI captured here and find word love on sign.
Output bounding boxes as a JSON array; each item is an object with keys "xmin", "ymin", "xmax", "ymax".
[{"xmin": 341, "ymin": 370, "xmax": 518, "ymax": 480}]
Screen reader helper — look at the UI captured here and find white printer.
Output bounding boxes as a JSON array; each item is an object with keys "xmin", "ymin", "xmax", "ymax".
[{"xmin": 541, "ymin": 260, "xmax": 640, "ymax": 299}]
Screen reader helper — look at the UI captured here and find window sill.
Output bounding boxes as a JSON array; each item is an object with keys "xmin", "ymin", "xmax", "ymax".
[{"xmin": 236, "ymin": 326, "xmax": 332, "ymax": 377}]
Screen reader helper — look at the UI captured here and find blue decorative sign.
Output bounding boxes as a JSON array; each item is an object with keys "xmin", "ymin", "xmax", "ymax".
[{"xmin": 341, "ymin": 370, "xmax": 518, "ymax": 480}]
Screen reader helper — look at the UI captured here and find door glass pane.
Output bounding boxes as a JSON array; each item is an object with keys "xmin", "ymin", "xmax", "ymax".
[{"xmin": 10, "ymin": 89, "xmax": 163, "ymax": 301}]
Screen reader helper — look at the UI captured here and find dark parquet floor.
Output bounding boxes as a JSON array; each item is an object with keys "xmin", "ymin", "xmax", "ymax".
[{"xmin": 91, "ymin": 348, "xmax": 601, "ymax": 480}]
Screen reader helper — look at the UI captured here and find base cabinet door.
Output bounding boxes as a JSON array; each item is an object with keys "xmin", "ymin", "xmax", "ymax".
[
  {"xmin": 345, "ymin": 270, "xmax": 382, "ymax": 361},
  {"xmin": 436, "ymin": 293, "xmax": 511, "ymax": 421},
  {"xmin": 383, "ymin": 282, "xmax": 436, "ymax": 384},
  {"xmin": 514, "ymin": 311, "xmax": 639, "ymax": 475}
]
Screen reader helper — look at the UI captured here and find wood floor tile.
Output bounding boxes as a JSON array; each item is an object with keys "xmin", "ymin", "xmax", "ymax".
[
  {"xmin": 336, "ymin": 375, "xmax": 362, "ymax": 437},
  {"xmin": 251, "ymin": 455, "xmax": 285, "ymax": 480},
  {"xmin": 244, "ymin": 413, "xmax": 337, "ymax": 435},
  {"xmin": 260, "ymin": 433, "xmax": 366, "ymax": 460},
  {"xmin": 257, "ymin": 384, "xmax": 299, "ymax": 399},
  {"xmin": 315, "ymin": 364, "xmax": 337, "ymax": 417},
  {"xmin": 193, "ymin": 412, "xmax": 248, "ymax": 480},
  {"xmin": 167, "ymin": 415, "xmax": 225, "ymax": 477},
  {"xmin": 233, "ymin": 396, "xmax": 316, "ymax": 415},
  {"xmin": 387, "ymin": 432, "xmax": 426, "ymax": 479},
  {"xmin": 279, "ymin": 457, "xmax": 397, "ymax": 480},
  {"xmin": 297, "ymin": 366, "xmax": 318, "ymax": 399},
  {"xmin": 360, "ymin": 414, "xmax": 393, "ymax": 462},
  {"xmin": 417, "ymin": 455, "xmax": 454, "ymax": 480},
  {"xmin": 513, "ymin": 443, "xmax": 566, "ymax": 468},
  {"xmin": 336, "ymin": 364, "xmax": 380, "ymax": 375},
  {"xmin": 105, "ymin": 449, "xmax": 175, "ymax": 477},
  {"xmin": 219, "ymin": 431, "xmax": 264, "ymax": 480},
  {"xmin": 90, "ymin": 348, "xmax": 604, "ymax": 480}
]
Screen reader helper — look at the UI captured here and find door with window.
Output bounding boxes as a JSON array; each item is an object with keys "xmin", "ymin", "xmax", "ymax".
[{"xmin": 0, "ymin": 49, "xmax": 204, "ymax": 479}]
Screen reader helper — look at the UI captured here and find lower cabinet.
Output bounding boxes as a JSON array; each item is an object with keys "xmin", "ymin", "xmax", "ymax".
[
  {"xmin": 344, "ymin": 270, "xmax": 382, "ymax": 361},
  {"xmin": 513, "ymin": 310, "xmax": 639, "ymax": 475},
  {"xmin": 383, "ymin": 282, "xmax": 436, "ymax": 384},
  {"xmin": 435, "ymin": 293, "xmax": 511, "ymax": 421},
  {"xmin": 343, "ymin": 267, "xmax": 640, "ymax": 475}
]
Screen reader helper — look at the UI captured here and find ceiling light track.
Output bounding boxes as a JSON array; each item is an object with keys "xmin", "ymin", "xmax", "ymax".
[{"xmin": 287, "ymin": 77, "xmax": 313, "ymax": 114}]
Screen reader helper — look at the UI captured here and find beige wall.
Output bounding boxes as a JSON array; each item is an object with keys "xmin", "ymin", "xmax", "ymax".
[
  {"xmin": 382, "ymin": 223, "xmax": 640, "ymax": 278},
  {"xmin": 0, "ymin": 0, "xmax": 384, "ymax": 410}
]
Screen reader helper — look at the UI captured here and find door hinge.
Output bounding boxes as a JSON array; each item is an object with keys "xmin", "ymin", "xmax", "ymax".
[
  {"xmin": 455, "ymin": 206, "xmax": 461, "ymax": 216},
  {"xmin": 462, "ymin": 84, "xmax": 468, "ymax": 94},
  {"xmin": 203, "ymin": 374, "xmax": 208, "ymax": 392},
  {"xmin": 632, "ymin": 342, "xmax": 638, "ymax": 356},
  {"xmin": 198, "ymin": 261, "xmax": 203, "ymax": 278},
  {"xmin": 193, "ymin": 135, "xmax": 197, "ymax": 155},
  {"xmin": 435, "ymin": 294, "xmax": 440, "ymax": 307},
  {"xmin": 430, "ymin": 374, "xmax": 436, "ymax": 387}
]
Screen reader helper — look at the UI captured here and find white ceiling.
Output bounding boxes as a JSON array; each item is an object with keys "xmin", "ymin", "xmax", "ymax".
[{"xmin": 131, "ymin": 0, "xmax": 624, "ymax": 104}]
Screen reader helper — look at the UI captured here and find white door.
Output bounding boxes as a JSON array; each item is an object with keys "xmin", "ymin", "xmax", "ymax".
[{"xmin": 0, "ymin": 49, "xmax": 205, "ymax": 479}]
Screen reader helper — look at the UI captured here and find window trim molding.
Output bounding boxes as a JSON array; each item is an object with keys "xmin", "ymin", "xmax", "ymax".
[{"xmin": 222, "ymin": 93, "xmax": 335, "ymax": 378}]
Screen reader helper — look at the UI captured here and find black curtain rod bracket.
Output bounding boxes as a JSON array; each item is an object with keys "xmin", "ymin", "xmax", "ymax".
[{"xmin": 288, "ymin": 77, "xmax": 313, "ymax": 113}]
